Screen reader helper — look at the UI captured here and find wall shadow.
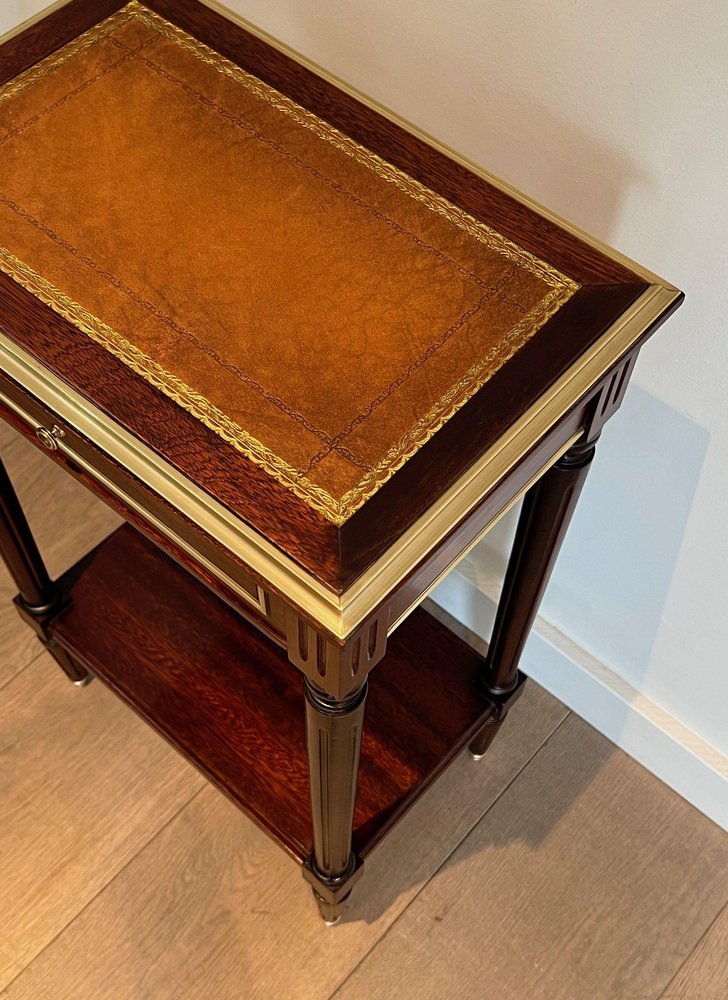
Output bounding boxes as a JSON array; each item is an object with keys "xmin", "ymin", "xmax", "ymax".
[
  {"xmin": 323, "ymin": 56, "xmax": 705, "ymax": 919},
  {"xmin": 539, "ymin": 385, "xmax": 710, "ymax": 685},
  {"xmin": 473, "ymin": 385, "xmax": 710, "ymax": 687}
]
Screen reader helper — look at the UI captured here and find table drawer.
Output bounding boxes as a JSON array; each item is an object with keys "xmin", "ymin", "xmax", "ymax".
[{"xmin": 0, "ymin": 369, "xmax": 286, "ymax": 642}]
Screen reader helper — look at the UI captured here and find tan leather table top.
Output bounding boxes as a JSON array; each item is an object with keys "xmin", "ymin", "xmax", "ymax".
[{"xmin": 0, "ymin": 2, "xmax": 577, "ymax": 524}]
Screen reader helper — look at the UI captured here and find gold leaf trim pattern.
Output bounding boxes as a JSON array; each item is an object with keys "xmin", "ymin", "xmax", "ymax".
[
  {"xmin": 0, "ymin": 1, "xmax": 579, "ymax": 525},
  {"xmin": 0, "ymin": 4, "xmax": 140, "ymax": 107},
  {"xmin": 0, "ymin": 247, "xmax": 341, "ymax": 514},
  {"xmin": 131, "ymin": 1, "xmax": 572, "ymax": 288}
]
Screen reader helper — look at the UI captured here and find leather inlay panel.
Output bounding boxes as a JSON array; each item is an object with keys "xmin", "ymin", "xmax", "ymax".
[{"xmin": 0, "ymin": 2, "xmax": 578, "ymax": 523}]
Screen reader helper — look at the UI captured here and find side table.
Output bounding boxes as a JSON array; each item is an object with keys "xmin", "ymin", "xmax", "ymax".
[{"xmin": 0, "ymin": 0, "xmax": 682, "ymax": 923}]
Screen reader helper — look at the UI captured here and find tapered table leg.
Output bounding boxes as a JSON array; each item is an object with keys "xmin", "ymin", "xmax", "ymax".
[
  {"xmin": 469, "ymin": 437, "xmax": 597, "ymax": 757},
  {"xmin": 303, "ymin": 677, "xmax": 367, "ymax": 923},
  {"xmin": 0, "ymin": 455, "xmax": 90, "ymax": 685}
]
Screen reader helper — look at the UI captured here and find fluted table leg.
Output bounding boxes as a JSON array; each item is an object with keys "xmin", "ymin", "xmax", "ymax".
[
  {"xmin": 469, "ymin": 437, "xmax": 597, "ymax": 758},
  {"xmin": 303, "ymin": 677, "xmax": 367, "ymax": 923}
]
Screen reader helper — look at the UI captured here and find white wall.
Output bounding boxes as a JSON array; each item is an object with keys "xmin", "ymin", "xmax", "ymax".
[{"xmin": 2, "ymin": 2, "xmax": 727, "ymax": 820}]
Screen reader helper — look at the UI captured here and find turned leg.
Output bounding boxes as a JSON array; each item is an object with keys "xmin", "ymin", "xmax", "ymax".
[
  {"xmin": 0, "ymin": 455, "xmax": 89, "ymax": 685},
  {"xmin": 303, "ymin": 678, "xmax": 367, "ymax": 924},
  {"xmin": 469, "ymin": 437, "xmax": 597, "ymax": 758}
]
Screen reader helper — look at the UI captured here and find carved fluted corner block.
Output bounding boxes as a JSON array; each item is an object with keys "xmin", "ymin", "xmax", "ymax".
[
  {"xmin": 584, "ymin": 347, "xmax": 641, "ymax": 444},
  {"xmin": 285, "ymin": 607, "xmax": 389, "ymax": 699}
]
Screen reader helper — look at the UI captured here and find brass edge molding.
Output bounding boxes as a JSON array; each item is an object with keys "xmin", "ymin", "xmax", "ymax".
[
  {"xmin": 0, "ymin": 329, "xmax": 340, "ymax": 620},
  {"xmin": 0, "ymin": 383, "xmax": 270, "ymax": 617},
  {"xmin": 0, "ymin": 0, "xmax": 73, "ymax": 45},
  {"xmin": 0, "ymin": 1, "xmax": 578, "ymax": 524},
  {"xmin": 0, "ymin": 283, "xmax": 678, "ymax": 640},
  {"xmin": 388, "ymin": 430, "xmax": 583, "ymax": 634},
  {"xmin": 339, "ymin": 283, "xmax": 680, "ymax": 631},
  {"xmin": 198, "ymin": 0, "xmax": 677, "ymax": 292}
]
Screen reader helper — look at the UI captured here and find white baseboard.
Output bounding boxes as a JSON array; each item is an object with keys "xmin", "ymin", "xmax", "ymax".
[{"xmin": 431, "ymin": 556, "xmax": 728, "ymax": 832}]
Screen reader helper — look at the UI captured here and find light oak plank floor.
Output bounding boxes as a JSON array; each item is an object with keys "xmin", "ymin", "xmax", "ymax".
[
  {"xmin": 334, "ymin": 715, "xmax": 728, "ymax": 1000},
  {"xmin": 0, "ymin": 425, "xmax": 726, "ymax": 999},
  {"xmin": 662, "ymin": 904, "xmax": 728, "ymax": 998},
  {"xmin": 0, "ymin": 654, "xmax": 204, "ymax": 990}
]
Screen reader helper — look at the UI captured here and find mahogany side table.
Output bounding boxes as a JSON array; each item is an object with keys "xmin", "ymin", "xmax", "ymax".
[{"xmin": 0, "ymin": 0, "xmax": 682, "ymax": 923}]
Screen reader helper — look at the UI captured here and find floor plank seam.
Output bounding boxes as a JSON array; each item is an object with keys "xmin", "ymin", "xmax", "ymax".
[
  {"xmin": 657, "ymin": 898, "xmax": 728, "ymax": 998},
  {"xmin": 0, "ymin": 782, "xmax": 207, "ymax": 994},
  {"xmin": 0, "ymin": 645, "xmax": 44, "ymax": 692},
  {"xmin": 326, "ymin": 709, "xmax": 573, "ymax": 1000}
]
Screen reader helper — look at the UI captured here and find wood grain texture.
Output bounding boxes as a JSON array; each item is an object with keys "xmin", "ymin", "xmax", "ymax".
[
  {"xmin": 0, "ymin": 0, "xmax": 681, "ymax": 591},
  {"xmin": 0, "ymin": 683, "xmax": 566, "ymax": 1000},
  {"xmin": 661, "ymin": 905, "xmax": 728, "ymax": 999},
  {"xmin": 0, "ymin": 0, "xmax": 126, "ymax": 86},
  {"xmin": 0, "ymin": 424, "xmax": 120, "ymax": 687},
  {"xmin": 49, "ymin": 524, "xmax": 510, "ymax": 861},
  {"xmin": 0, "ymin": 652, "xmax": 203, "ymax": 991},
  {"xmin": 334, "ymin": 716, "xmax": 728, "ymax": 1000}
]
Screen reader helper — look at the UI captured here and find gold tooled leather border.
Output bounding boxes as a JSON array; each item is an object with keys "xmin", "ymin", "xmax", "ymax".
[{"xmin": 0, "ymin": 1, "xmax": 579, "ymax": 524}]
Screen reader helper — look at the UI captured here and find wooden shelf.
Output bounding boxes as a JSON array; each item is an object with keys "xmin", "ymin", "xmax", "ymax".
[{"xmin": 50, "ymin": 526, "xmax": 494, "ymax": 862}]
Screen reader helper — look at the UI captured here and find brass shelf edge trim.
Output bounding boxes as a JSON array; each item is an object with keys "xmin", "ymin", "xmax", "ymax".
[{"xmin": 0, "ymin": 283, "xmax": 678, "ymax": 640}]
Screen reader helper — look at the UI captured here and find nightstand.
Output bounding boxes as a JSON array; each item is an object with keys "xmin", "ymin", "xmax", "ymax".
[{"xmin": 0, "ymin": 0, "xmax": 682, "ymax": 923}]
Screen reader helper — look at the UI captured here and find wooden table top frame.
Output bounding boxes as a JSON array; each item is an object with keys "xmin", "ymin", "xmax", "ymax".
[{"xmin": 0, "ymin": 0, "xmax": 682, "ymax": 923}]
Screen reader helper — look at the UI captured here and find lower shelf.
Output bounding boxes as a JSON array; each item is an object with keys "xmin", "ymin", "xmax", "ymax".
[{"xmin": 50, "ymin": 525, "xmax": 493, "ymax": 862}]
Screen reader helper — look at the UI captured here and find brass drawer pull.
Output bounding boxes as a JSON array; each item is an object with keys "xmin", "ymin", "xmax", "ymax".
[{"xmin": 35, "ymin": 423, "xmax": 65, "ymax": 452}]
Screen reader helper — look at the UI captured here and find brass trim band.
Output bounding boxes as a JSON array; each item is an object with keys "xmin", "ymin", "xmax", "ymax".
[
  {"xmin": 0, "ymin": 283, "xmax": 680, "ymax": 640},
  {"xmin": 387, "ymin": 430, "xmax": 583, "ymax": 635},
  {"xmin": 0, "ymin": 382, "xmax": 271, "ymax": 618}
]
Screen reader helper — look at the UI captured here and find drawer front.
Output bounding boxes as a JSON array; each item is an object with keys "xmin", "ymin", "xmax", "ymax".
[{"xmin": 0, "ymin": 370, "xmax": 286, "ymax": 641}]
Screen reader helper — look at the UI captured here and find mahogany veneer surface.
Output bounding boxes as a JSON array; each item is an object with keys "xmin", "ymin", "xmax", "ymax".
[{"xmin": 51, "ymin": 525, "xmax": 494, "ymax": 861}]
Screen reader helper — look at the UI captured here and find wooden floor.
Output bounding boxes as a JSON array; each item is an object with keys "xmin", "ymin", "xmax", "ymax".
[{"xmin": 0, "ymin": 423, "xmax": 727, "ymax": 1000}]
